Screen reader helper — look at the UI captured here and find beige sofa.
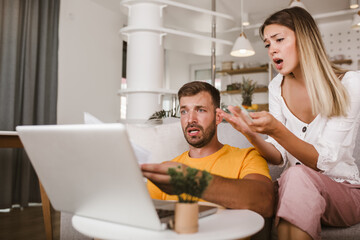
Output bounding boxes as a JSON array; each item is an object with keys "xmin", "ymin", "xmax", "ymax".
[{"xmin": 60, "ymin": 119, "xmax": 360, "ymax": 239}]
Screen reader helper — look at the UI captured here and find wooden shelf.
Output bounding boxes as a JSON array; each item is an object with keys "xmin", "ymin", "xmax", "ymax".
[
  {"xmin": 221, "ymin": 87, "xmax": 268, "ymax": 94},
  {"xmin": 223, "ymin": 104, "xmax": 269, "ymax": 112},
  {"xmin": 256, "ymin": 104, "xmax": 269, "ymax": 112},
  {"xmin": 217, "ymin": 65, "xmax": 269, "ymax": 75},
  {"xmin": 331, "ymin": 59, "xmax": 352, "ymax": 65},
  {"xmin": 217, "ymin": 59, "xmax": 352, "ymax": 75}
]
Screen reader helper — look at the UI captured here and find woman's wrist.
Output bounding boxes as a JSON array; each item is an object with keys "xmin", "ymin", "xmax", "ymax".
[{"xmin": 269, "ymin": 120, "xmax": 286, "ymax": 140}]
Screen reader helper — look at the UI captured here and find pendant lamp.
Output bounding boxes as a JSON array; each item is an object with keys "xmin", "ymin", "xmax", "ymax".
[
  {"xmin": 352, "ymin": 11, "xmax": 360, "ymax": 29},
  {"xmin": 230, "ymin": 0, "xmax": 255, "ymax": 57},
  {"xmin": 288, "ymin": 0, "xmax": 308, "ymax": 10},
  {"xmin": 242, "ymin": 13, "xmax": 250, "ymax": 26},
  {"xmin": 350, "ymin": 0, "xmax": 359, "ymax": 9}
]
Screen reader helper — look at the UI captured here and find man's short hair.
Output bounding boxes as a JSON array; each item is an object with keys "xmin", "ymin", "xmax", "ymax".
[{"xmin": 178, "ymin": 81, "xmax": 220, "ymax": 109}]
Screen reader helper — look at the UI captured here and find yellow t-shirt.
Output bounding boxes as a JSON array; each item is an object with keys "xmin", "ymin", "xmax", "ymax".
[{"xmin": 147, "ymin": 144, "xmax": 271, "ymax": 202}]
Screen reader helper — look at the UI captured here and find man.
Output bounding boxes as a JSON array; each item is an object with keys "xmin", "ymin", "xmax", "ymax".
[{"xmin": 141, "ymin": 81, "xmax": 274, "ymax": 217}]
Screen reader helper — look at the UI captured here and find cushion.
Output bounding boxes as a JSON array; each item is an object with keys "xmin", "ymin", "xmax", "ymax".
[{"xmin": 217, "ymin": 122, "xmax": 254, "ymax": 149}]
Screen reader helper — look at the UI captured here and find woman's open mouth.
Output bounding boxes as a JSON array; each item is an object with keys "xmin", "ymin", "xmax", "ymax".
[{"xmin": 273, "ymin": 58, "xmax": 283, "ymax": 70}]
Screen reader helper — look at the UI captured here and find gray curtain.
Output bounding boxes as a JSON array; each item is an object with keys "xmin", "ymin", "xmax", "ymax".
[{"xmin": 0, "ymin": 0, "xmax": 59, "ymax": 208}]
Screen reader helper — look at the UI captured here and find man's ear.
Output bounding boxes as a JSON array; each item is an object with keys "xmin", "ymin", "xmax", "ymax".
[{"xmin": 215, "ymin": 108, "xmax": 223, "ymax": 125}]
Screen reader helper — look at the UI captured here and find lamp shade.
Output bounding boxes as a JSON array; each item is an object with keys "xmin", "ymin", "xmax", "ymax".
[
  {"xmin": 242, "ymin": 13, "xmax": 250, "ymax": 26},
  {"xmin": 350, "ymin": 0, "xmax": 359, "ymax": 9},
  {"xmin": 352, "ymin": 11, "xmax": 360, "ymax": 29},
  {"xmin": 230, "ymin": 32, "xmax": 255, "ymax": 57}
]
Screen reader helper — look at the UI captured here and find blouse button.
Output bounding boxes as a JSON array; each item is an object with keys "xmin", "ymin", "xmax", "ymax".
[{"xmin": 302, "ymin": 126, "xmax": 307, "ymax": 132}]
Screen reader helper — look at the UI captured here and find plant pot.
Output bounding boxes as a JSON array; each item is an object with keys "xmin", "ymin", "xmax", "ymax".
[{"xmin": 174, "ymin": 202, "xmax": 199, "ymax": 234}]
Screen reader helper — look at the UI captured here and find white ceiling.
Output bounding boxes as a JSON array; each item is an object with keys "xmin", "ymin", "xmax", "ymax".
[
  {"xmin": 178, "ymin": 0, "xmax": 356, "ymax": 26},
  {"xmin": 104, "ymin": 0, "xmax": 357, "ymax": 24},
  {"xmin": 101, "ymin": 0, "xmax": 358, "ymax": 55},
  {"xmin": 110, "ymin": 0, "xmax": 358, "ymax": 36},
  {"xmin": 169, "ymin": 0, "xmax": 358, "ymax": 43}
]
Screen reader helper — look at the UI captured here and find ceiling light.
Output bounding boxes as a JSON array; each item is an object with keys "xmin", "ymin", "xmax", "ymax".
[
  {"xmin": 231, "ymin": 32, "xmax": 255, "ymax": 57},
  {"xmin": 288, "ymin": 0, "xmax": 308, "ymax": 11},
  {"xmin": 352, "ymin": 11, "xmax": 360, "ymax": 29},
  {"xmin": 230, "ymin": 0, "xmax": 255, "ymax": 57},
  {"xmin": 242, "ymin": 13, "xmax": 250, "ymax": 26},
  {"xmin": 350, "ymin": 0, "xmax": 359, "ymax": 9}
]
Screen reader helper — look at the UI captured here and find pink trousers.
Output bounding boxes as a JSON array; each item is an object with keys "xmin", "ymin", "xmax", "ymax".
[{"xmin": 275, "ymin": 165, "xmax": 360, "ymax": 240}]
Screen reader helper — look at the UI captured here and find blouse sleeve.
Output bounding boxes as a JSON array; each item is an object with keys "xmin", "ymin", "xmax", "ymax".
[
  {"xmin": 265, "ymin": 74, "xmax": 288, "ymax": 167},
  {"xmin": 315, "ymin": 71, "xmax": 360, "ymax": 176}
]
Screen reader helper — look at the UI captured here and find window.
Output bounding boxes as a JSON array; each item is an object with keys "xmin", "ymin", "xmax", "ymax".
[
  {"xmin": 120, "ymin": 41, "xmax": 127, "ymax": 120},
  {"xmin": 191, "ymin": 63, "xmax": 221, "ymax": 90}
]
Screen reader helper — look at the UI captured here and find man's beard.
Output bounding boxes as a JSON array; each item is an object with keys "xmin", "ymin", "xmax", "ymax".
[{"xmin": 183, "ymin": 119, "xmax": 216, "ymax": 148}]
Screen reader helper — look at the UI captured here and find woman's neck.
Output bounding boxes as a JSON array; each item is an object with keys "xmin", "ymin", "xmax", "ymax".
[{"xmin": 288, "ymin": 68, "xmax": 305, "ymax": 85}]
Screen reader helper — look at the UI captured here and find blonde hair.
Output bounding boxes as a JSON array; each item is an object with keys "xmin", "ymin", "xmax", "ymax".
[{"xmin": 260, "ymin": 7, "xmax": 349, "ymax": 117}]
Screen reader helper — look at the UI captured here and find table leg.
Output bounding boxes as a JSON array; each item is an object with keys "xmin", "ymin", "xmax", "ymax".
[{"xmin": 39, "ymin": 181, "xmax": 53, "ymax": 240}]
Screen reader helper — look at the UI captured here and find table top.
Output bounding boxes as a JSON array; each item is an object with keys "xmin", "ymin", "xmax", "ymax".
[
  {"xmin": 72, "ymin": 208, "xmax": 264, "ymax": 240},
  {"xmin": 0, "ymin": 131, "xmax": 23, "ymax": 148},
  {"xmin": 0, "ymin": 131, "xmax": 18, "ymax": 136}
]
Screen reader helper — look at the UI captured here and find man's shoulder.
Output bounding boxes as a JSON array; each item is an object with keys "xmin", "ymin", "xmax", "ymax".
[
  {"xmin": 225, "ymin": 145, "xmax": 266, "ymax": 161},
  {"xmin": 225, "ymin": 145, "xmax": 259, "ymax": 155},
  {"xmin": 171, "ymin": 150, "xmax": 189, "ymax": 162}
]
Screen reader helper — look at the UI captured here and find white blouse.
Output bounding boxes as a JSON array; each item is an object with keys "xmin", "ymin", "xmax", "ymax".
[{"xmin": 266, "ymin": 71, "xmax": 360, "ymax": 184}]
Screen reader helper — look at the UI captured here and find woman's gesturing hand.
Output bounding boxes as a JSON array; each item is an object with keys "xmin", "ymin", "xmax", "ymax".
[
  {"xmin": 217, "ymin": 106, "xmax": 254, "ymax": 136},
  {"xmin": 217, "ymin": 106, "xmax": 281, "ymax": 137},
  {"xmin": 248, "ymin": 111, "xmax": 281, "ymax": 136}
]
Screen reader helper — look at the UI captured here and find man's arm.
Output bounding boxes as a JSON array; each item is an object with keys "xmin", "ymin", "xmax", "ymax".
[
  {"xmin": 202, "ymin": 173, "xmax": 274, "ymax": 217},
  {"xmin": 141, "ymin": 162, "xmax": 274, "ymax": 218}
]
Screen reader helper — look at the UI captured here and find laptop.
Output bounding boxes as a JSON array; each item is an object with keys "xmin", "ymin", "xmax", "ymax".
[{"xmin": 16, "ymin": 123, "xmax": 217, "ymax": 231}]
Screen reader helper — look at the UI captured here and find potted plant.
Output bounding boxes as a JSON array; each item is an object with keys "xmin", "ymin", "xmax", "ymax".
[
  {"xmin": 241, "ymin": 77, "xmax": 257, "ymax": 107},
  {"xmin": 168, "ymin": 166, "xmax": 212, "ymax": 233},
  {"xmin": 147, "ymin": 105, "xmax": 179, "ymax": 124}
]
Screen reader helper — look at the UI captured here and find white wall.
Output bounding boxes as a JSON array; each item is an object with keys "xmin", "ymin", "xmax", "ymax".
[
  {"xmin": 165, "ymin": 50, "xmax": 208, "ymax": 91},
  {"xmin": 57, "ymin": 0, "xmax": 125, "ymax": 124},
  {"xmin": 319, "ymin": 19, "xmax": 360, "ymax": 70}
]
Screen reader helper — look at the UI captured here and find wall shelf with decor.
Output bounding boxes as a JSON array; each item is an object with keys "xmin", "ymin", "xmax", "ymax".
[
  {"xmin": 220, "ymin": 87, "xmax": 268, "ymax": 95},
  {"xmin": 217, "ymin": 59, "xmax": 353, "ymax": 76},
  {"xmin": 331, "ymin": 59, "xmax": 352, "ymax": 65},
  {"xmin": 218, "ymin": 62, "xmax": 272, "ymax": 112},
  {"xmin": 217, "ymin": 62, "xmax": 274, "ymax": 83},
  {"xmin": 216, "ymin": 65, "xmax": 269, "ymax": 75},
  {"xmin": 253, "ymin": 104, "xmax": 269, "ymax": 112}
]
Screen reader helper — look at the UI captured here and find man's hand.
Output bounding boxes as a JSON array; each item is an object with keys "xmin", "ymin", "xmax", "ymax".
[{"xmin": 141, "ymin": 162, "xmax": 188, "ymax": 195}]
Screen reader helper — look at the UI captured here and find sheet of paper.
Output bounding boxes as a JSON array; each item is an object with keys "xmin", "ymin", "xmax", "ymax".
[
  {"xmin": 83, "ymin": 112, "xmax": 150, "ymax": 164},
  {"xmin": 84, "ymin": 112, "xmax": 103, "ymax": 124}
]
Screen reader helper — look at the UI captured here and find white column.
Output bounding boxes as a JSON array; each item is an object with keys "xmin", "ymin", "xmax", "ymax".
[{"xmin": 124, "ymin": 2, "xmax": 165, "ymax": 121}]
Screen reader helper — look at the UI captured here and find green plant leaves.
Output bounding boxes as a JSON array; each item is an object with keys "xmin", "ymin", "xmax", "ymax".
[{"xmin": 168, "ymin": 166, "xmax": 212, "ymax": 203}]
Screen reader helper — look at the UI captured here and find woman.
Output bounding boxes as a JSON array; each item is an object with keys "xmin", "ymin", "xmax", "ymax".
[{"xmin": 219, "ymin": 7, "xmax": 360, "ymax": 240}]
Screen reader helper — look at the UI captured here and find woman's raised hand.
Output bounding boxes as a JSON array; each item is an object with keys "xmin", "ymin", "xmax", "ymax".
[
  {"xmin": 217, "ymin": 106, "xmax": 254, "ymax": 136},
  {"xmin": 247, "ymin": 111, "xmax": 280, "ymax": 136},
  {"xmin": 217, "ymin": 106, "xmax": 281, "ymax": 137}
]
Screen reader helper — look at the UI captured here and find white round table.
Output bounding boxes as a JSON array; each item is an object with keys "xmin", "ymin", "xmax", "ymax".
[{"xmin": 72, "ymin": 209, "xmax": 264, "ymax": 240}]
